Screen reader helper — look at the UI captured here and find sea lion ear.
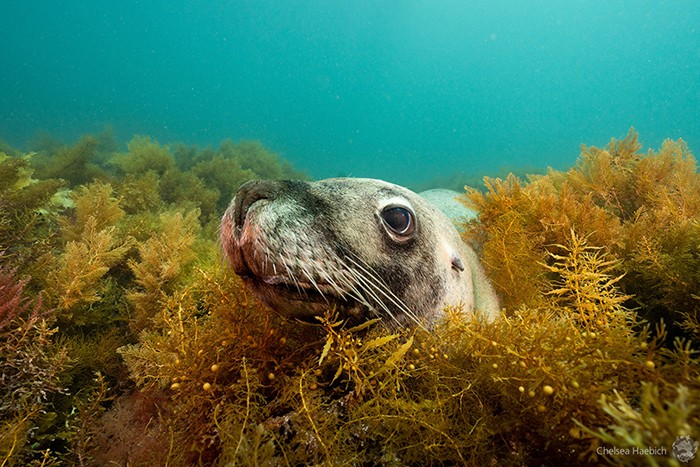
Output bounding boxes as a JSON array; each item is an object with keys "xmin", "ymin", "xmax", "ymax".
[{"xmin": 451, "ymin": 255, "xmax": 465, "ymax": 272}]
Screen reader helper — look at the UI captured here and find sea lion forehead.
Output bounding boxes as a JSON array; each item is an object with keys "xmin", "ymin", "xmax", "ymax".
[{"xmin": 312, "ymin": 178, "xmax": 417, "ymax": 205}]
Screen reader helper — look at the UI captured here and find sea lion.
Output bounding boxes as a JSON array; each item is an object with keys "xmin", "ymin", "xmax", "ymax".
[
  {"xmin": 417, "ymin": 188, "xmax": 479, "ymax": 232},
  {"xmin": 219, "ymin": 178, "xmax": 499, "ymax": 328}
]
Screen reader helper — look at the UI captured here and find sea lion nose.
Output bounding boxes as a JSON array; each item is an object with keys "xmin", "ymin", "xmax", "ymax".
[{"xmin": 233, "ymin": 179, "xmax": 284, "ymax": 230}]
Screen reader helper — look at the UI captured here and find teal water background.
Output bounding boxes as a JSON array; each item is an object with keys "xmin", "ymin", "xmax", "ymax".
[{"xmin": 2, "ymin": 1, "xmax": 699, "ymax": 186}]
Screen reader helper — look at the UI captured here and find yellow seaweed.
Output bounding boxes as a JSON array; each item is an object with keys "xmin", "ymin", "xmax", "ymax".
[{"xmin": 0, "ymin": 131, "xmax": 698, "ymax": 465}]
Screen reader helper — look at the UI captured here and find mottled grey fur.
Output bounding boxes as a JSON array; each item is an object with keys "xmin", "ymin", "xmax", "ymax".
[{"xmin": 220, "ymin": 178, "xmax": 499, "ymax": 327}]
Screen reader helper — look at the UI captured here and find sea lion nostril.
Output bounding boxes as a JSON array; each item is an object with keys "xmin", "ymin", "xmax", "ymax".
[
  {"xmin": 235, "ymin": 192, "xmax": 265, "ymax": 229},
  {"xmin": 233, "ymin": 179, "xmax": 284, "ymax": 229}
]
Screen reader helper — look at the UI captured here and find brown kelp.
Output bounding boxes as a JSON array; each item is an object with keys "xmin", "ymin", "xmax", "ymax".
[
  {"xmin": 464, "ymin": 129, "xmax": 700, "ymax": 341},
  {"xmin": 0, "ymin": 130, "xmax": 698, "ymax": 466},
  {"xmin": 0, "ymin": 134, "xmax": 304, "ymax": 465}
]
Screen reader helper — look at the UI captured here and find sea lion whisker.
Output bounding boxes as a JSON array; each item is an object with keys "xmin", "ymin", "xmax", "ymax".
[
  {"xmin": 348, "ymin": 255, "xmax": 423, "ymax": 324},
  {"xmin": 345, "ymin": 256, "xmax": 423, "ymax": 327},
  {"xmin": 324, "ymin": 262, "xmax": 371, "ymax": 307},
  {"xmin": 280, "ymin": 256, "xmax": 305, "ymax": 296},
  {"xmin": 299, "ymin": 265, "xmax": 329, "ymax": 303},
  {"xmin": 317, "ymin": 266, "xmax": 346, "ymax": 299},
  {"xmin": 339, "ymin": 276, "xmax": 375, "ymax": 308},
  {"xmin": 344, "ymin": 266, "xmax": 401, "ymax": 325},
  {"xmin": 334, "ymin": 259, "xmax": 384, "ymax": 305},
  {"xmin": 324, "ymin": 259, "xmax": 359, "ymax": 293},
  {"xmin": 343, "ymin": 258, "xmax": 405, "ymax": 315}
]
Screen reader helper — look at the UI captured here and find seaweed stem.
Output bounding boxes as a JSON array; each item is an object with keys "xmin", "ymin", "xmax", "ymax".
[{"xmin": 299, "ymin": 370, "xmax": 331, "ymax": 462}]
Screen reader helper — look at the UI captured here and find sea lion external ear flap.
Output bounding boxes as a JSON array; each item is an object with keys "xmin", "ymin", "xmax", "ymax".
[{"xmin": 451, "ymin": 255, "xmax": 465, "ymax": 272}]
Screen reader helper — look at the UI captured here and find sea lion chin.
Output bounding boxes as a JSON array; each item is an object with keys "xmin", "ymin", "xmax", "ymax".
[{"xmin": 219, "ymin": 178, "xmax": 499, "ymax": 328}]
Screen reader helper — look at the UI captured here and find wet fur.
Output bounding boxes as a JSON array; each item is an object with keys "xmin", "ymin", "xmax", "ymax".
[{"xmin": 220, "ymin": 178, "xmax": 499, "ymax": 327}]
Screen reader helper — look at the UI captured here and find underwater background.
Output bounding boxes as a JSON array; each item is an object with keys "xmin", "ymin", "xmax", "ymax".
[
  {"xmin": 2, "ymin": 2, "xmax": 700, "ymax": 466},
  {"xmin": 2, "ymin": 0, "xmax": 699, "ymax": 186}
]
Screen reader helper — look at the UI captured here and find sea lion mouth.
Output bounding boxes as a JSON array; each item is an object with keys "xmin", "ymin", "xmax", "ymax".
[
  {"xmin": 259, "ymin": 275, "xmax": 342, "ymax": 302},
  {"xmin": 242, "ymin": 273, "xmax": 368, "ymax": 323},
  {"xmin": 227, "ymin": 224, "xmax": 355, "ymax": 318}
]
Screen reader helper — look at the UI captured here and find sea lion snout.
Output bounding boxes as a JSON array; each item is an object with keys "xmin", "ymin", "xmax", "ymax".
[
  {"xmin": 221, "ymin": 179, "xmax": 279, "ymax": 278},
  {"xmin": 224, "ymin": 178, "xmax": 320, "ymax": 282}
]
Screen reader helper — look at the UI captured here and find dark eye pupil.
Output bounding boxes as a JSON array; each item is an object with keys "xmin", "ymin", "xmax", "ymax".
[{"xmin": 382, "ymin": 206, "xmax": 413, "ymax": 235}]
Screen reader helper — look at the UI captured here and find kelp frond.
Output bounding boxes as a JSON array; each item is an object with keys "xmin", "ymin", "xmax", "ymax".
[
  {"xmin": 466, "ymin": 129, "xmax": 700, "ymax": 342},
  {"xmin": 127, "ymin": 209, "xmax": 201, "ymax": 331},
  {"xmin": 46, "ymin": 216, "xmax": 133, "ymax": 315},
  {"xmin": 0, "ymin": 264, "xmax": 69, "ymax": 465},
  {"xmin": 59, "ymin": 180, "xmax": 125, "ymax": 242},
  {"xmin": 543, "ymin": 229, "xmax": 632, "ymax": 329},
  {"xmin": 32, "ymin": 135, "xmax": 108, "ymax": 186},
  {"xmin": 110, "ymin": 136, "xmax": 175, "ymax": 176}
]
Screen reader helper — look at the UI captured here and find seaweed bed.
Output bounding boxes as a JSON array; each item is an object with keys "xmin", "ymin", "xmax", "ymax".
[{"xmin": 0, "ymin": 130, "xmax": 698, "ymax": 466}]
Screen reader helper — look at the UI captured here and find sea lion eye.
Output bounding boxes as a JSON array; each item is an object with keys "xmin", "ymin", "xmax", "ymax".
[{"xmin": 380, "ymin": 206, "xmax": 416, "ymax": 237}]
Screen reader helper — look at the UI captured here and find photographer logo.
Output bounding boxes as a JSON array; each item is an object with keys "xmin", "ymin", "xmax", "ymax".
[{"xmin": 672, "ymin": 436, "xmax": 698, "ymax": 463}]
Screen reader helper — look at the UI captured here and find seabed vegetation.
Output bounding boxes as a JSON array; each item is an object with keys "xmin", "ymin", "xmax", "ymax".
[{"xmin": 0, "ymin": 129, "xmax": 698, "ymax": 465}]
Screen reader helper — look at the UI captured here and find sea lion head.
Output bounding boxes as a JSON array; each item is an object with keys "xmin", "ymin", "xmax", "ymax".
[{"xmin": 220, "ymin": 178, "xmax": 499, "ymax": 327}]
